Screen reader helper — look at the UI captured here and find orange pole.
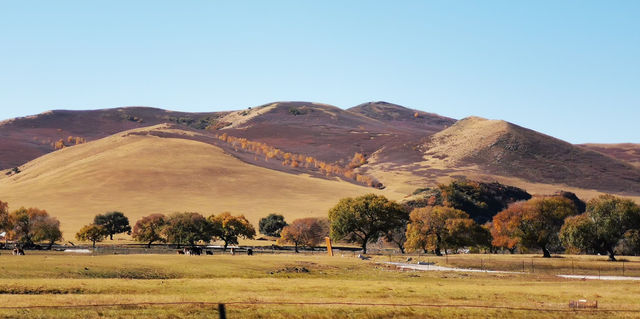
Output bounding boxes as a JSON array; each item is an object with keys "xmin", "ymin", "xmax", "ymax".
[{"xmin": 325, "ymin": 237, "xmax": 333, "ymax": 256}]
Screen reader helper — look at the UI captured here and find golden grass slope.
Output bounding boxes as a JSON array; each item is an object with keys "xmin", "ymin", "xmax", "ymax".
[{"xmin": 0, "ymin": 124, "xmax": 399, "ymax": 237}]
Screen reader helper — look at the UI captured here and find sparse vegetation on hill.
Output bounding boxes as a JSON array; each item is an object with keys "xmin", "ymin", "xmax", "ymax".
[
  {"xmin": 215, "ymin": 133, "xmax": 383, "ymax": 188},
  {"xmin": 421, "ymin": 116, "xmax": 640, "ymax": 193}
]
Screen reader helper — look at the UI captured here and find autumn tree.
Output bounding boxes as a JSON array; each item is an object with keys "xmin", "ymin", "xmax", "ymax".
[
  {"xmin": 492, "ymin": 196, "xmax": 580, "ymax": 258},
  {"xmin": 162, "ymin": 212, "xmax": 211, "ymax": 247},
  {"xmin": 94, "ymin": 211, "xmax": 131, "ymax": 240},
  {"xmin": 76, "ymin": 224, "xmax": 107, "ymax": 248},
  {"xmin": 132, "ymin": 214, "xmax": 167, "ymax": 248},
  {"xmin": 278, "ymin": 218, "xmax": 329, "ymax": 252},
  {"xmin": 0, "ymin": 200, "xmax": 9, "ymax": 232},
  {"xmin": 406, "ymin": 181, "xmax": 531, "ymax": 224},
  {"xmin": 560, "ymin": 195, "xmax": 640, "ymax": 261},
  {"xmin": 328, "ymin": 194, "xmax": 408, "ymax": 254},
  {"xmin": 208, "ymin": 212, "xmax": 256, "ymax": 251},
  {"xmin": 8, "ymin": 207, "xmax": 62, "ymax": 248},
  {"xmin": 259, "ymin": 214, "xmax": 287, "ymax": 237},
  {"xmin": 405, "ymin": 206, "xmax": 483, "ymax": 256},
  {"xmin": 490, "ymin": 202, "xmax": 525, "ymax": 253}
]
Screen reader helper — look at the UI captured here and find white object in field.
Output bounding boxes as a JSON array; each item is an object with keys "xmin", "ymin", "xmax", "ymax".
[{"xmin": 64, "ymin": 249, "xmax": 92, "ymax": 253}]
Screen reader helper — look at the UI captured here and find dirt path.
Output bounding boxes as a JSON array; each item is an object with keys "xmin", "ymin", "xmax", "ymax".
[{"xmin": 386, "ymin": 262, "xmax": 640, "ymax": 281}]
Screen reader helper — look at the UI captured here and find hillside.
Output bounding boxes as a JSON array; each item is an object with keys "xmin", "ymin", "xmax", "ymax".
[
  {"xmin": 216, "ymin": 101, "xmax": 450, "ymax": 164},
  {"xmin": 0, "ymin": 107, "xmax": 225, "ymax": 169},
  {"xmin": 348, "ymin": 101, "xmax": 456, "ymax": 134},
  {"xmin": 580, "ymin": 143, "xmax": 640, "ymax": 168},
  {"xmin": 0, "ymin": 124, "xmax": 398, "ymax": 237},
  {"xmin": 417, "ymin": 117, "xmax": 640, "ymax": 193}
]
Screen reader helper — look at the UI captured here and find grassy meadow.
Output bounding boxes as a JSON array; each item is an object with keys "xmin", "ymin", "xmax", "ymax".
[{"xmin": 0, "ymin": 253, "xmax": 639, "ymax": 318}]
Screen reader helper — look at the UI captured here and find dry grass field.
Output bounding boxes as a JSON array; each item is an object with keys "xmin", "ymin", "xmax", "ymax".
[
  {"xmin": 0, "ymin": 253, "xmax": 639, "ymax": 318},
  {"xmin": 0, "ymin": 125, "xmax": 400, "ymax": 237}
]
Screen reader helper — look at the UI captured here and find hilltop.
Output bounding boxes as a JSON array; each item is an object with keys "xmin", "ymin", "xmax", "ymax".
[{"xmin": 417, "ymin": 117, "xmax": 640, "ymax": 193}]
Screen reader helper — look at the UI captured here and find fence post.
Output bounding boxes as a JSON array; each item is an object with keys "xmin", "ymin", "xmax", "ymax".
[
  {"xmin": 572, "ymin": 261, "xmax": 574, "ymax": 275},
  {"xmin": 622, "ymin": 261, "xmax": 625, "ymax": 276},
  {"xmin": 531, "ymin": 259, "xmax": 534, "ymax": 273},
  {"xmin": 218, "ymin": 303, "xmax": 226, "ymax": 319}
]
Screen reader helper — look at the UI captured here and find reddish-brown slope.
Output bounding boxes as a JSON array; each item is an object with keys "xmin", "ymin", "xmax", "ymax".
[
  {"xmin": 219, "ymin": 101, "xmax": 449, "ymax": 165},
  {"xmin": 579, "ymin": 144, "xmax": 640, "ymax": 168},
  {"xmin": 0, "ymin": 107, "xmax": 225, "ymax": 169},
  {"xmin": 348, "ymin": 101, "xmax": 456, "ymax": 134},
  {"xmin": 419, "ymin": 117, "xmax": 640, "ymax": 193}
]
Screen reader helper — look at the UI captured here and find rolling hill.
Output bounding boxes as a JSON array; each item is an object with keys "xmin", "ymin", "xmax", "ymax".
[
  {"xmin": 0, "ymin": 107, "xmax": 225, "ymax": 170},
  {"xmin": 2, "ymin": 102, "xmax": 640, "ymax": 237},
  {"xmin": 363, "ymin": 116, "xmax": 640, "ymax": 197},
  {"xmin": 0, "ymin": 124, "xmax": 398, "ymax": 236},
  {"xmin": 580, "ymin": 143, "xmax": 640, "ymax": 168}
]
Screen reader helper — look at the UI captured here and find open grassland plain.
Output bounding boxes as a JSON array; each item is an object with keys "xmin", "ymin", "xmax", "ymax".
[{"xmin": 0, "ymin": 254, "xmax": 639, "ymax": 318}]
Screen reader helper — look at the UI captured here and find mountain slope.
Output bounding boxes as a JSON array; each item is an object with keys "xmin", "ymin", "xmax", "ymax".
[
  {"xmin": 217, "ymin": 101, "xmax": 442, "ymax": 164},
  {"xmin": 419, "ymin": 117, "xmax": 640, "ymax": 193},
  {"xmin": 580, "ymin": 143, "xmax": 640, "ymax": 168},
  {"xmin": 0, "ymin": 107, "xmax": 225, "ymax": 169},
  {"xmin": 0, "ymin": 124, "xmax": 396, "ymax": 236},
  {"xmin": 348, "ymin": 101, "xmax": 456, "ymax": 134}
]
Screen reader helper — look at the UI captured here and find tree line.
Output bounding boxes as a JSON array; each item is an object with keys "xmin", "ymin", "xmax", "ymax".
[
  {"xmin": 77, "ymin": 211, "xmax": 256, "ymax": 250},
  {"xmin": 2, "ymin": 180, "xmax": 639, "ymax": 261},
  {"xmin": 215, "ymin": 133, "xmax": 381, "ymax": 188},
  {"xmin": 325, "ymin": 184, "xmax": 640, "ymax": 261}
]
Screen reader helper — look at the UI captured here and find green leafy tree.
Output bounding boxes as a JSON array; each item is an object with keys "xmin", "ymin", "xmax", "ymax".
[
  {"xmin": 162, "ymin": 212, "xmax": 211, "ymax": 247},
  {"xmin": 277, "ymin": 218, "xmax": 328, "ymax": 253},
  {"xmin": 32, "ymin": 216, "xmax": 63, "ymax": 249},
  {"xmin": 76, "ymin": 224, "xmax": 107, "ymax": 248},
  {"xmin": 560, "ymin": 194, "xmax": 640, "ymax": 261},
  {"xmin": 208, "ymin": 212, "xmax": 256, "ymax": 251},
  {"xmin": 132, "ymin": 214, "xmax": 167, "ymax": 248},
  {"xmin": 259, "ymin": 214, "xmax": 288, "ymax": 237},
  {"xmin": 328, "ymin": 194, "xmax": 408, "ymax": 254},
  {"xmin": 517, "ymin": 196, "xmax": 580, "ymax": 258},
  {"xmin": 94, "ymin": 211, "xmax": 131, "ymax": 240},
  {"xmin": 384, "ymin": 219, "xmax": 408, "ymax": 254},
  {"xmin": 405, "ymin": 206, "xmax": 483, "ymax": 255}
]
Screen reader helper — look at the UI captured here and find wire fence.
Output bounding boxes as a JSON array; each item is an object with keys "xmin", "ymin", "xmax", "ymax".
[{"xmin": 0, "ymin": 300, "xmax": 639, "ymax": 314}]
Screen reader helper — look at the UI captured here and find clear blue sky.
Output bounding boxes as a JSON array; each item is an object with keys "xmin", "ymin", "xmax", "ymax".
[{"xmin": 1, "ymin": 1, "xmax": 638, "ymax": 143}]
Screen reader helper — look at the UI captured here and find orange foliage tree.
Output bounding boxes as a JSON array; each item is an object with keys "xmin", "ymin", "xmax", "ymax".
[
  {"xmin": 491, "ymin": 196, "xmax": 580, "ymax": 258},
  {"xmin": 215, "ymin": 133, "xmax": 381, "ymax": 188},
  {"xmin": 277, "ymin": 218, "xmax": 329, "ymax": 253}
]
